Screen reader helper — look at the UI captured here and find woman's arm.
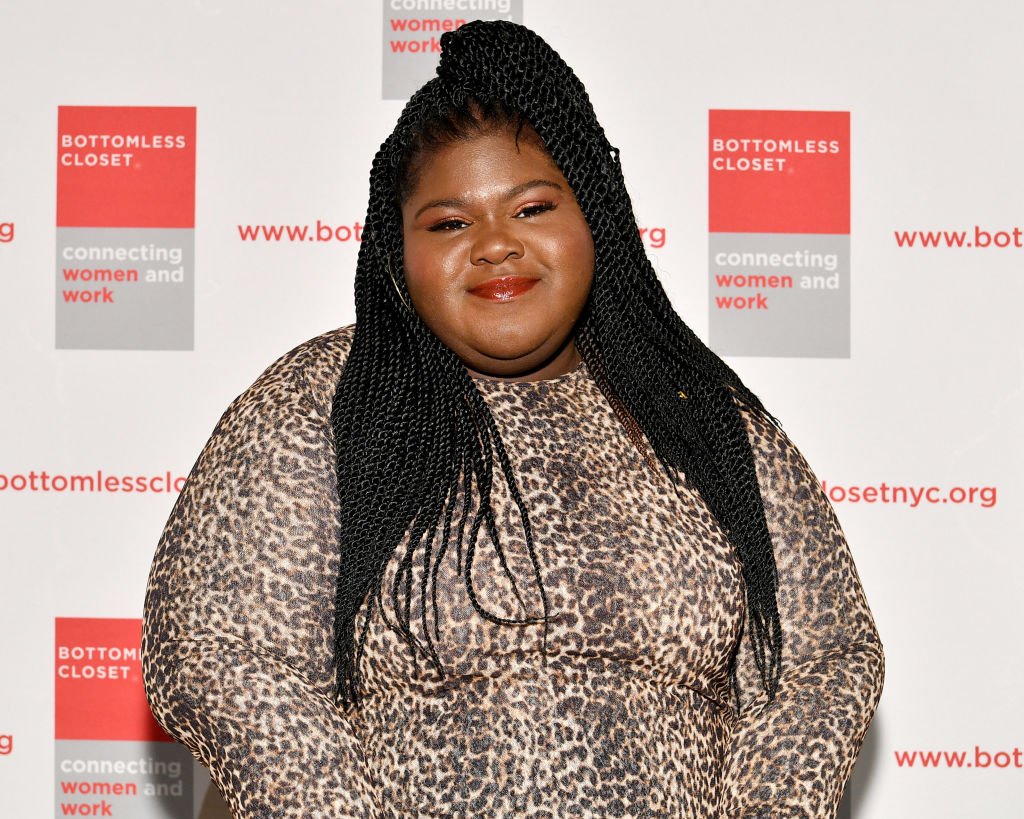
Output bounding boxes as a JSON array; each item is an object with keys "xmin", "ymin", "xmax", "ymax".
[
  {"xmin": 141, "ymin": 337, "xmax": 381, "ymax": 818},
  {"xmin": 720, "ymin": 404, "xmax": 885, "ymax": 819}
]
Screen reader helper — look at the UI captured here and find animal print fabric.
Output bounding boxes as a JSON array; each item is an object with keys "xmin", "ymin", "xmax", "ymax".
[{"xmin": 141, "ymin": 323, "xmax": 884, "ymax": 818}]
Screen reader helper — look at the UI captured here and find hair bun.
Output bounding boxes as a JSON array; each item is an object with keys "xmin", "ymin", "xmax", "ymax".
[
  {"xmin": 436, "ymin": 20, "xmax": 572, "ymax": 113},
  {"xmin": 438, "ymin": 20, "xmax": 544, "ymax": 79}
]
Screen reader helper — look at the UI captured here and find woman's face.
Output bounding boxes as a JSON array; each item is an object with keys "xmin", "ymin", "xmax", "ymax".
[{"xmin": 400, "ymin": 126, "xmax": 595, "ymax": 381}]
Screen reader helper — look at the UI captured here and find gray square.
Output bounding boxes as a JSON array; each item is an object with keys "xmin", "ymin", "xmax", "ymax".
[
  {"xmin": 56, "ymin": 227, "xmax": 194, "ymax": 351},
  {"xmin": 708, "ymin": 232, "xmax": 850, "ymax": 358}
]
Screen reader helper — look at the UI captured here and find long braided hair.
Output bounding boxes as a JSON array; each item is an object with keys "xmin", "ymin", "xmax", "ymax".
[{"xmin": 330, "ymin": 20, "xmax": 784, "ymax": 711}]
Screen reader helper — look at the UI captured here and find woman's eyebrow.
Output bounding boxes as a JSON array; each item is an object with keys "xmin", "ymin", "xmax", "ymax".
[{"xmin": 414, "ymin": 179, "xmax": 564, "ymax": 220}]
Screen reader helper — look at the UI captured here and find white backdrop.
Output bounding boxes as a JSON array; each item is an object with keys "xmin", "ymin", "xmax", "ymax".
[{"xmin": 1, "ymin": 1, "xmax": 1021, "ymax": 817}]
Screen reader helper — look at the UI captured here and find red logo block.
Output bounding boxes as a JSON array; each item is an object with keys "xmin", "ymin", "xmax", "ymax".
[
  {"xmin": 709, "ymin": 109, "xmax": 849, "ymax": 234},
  {"xmin": 57, "ymin": 106, "xmax": 196, "ymax": 228},
  {"xmin": 54, "ymin": 617, "xmax": 170, "ymax": 742}
]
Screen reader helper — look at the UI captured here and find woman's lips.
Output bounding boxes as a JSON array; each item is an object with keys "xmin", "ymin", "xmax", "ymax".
[{"xmin": 468, "ymin": 276, "xmax": 540, "ymax": 302}]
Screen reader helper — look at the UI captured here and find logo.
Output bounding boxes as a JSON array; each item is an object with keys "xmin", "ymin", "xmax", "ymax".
[
  {"xmin": 56, "ymin": 106, "xmax": 196, "ymax": 350},
  {"xmin": 382, "ymin": 0, "xmax": 523, "ymax": 99},
  {"xmin": 708, "ymin": 110, "xmax": 850, "ymax": 357},
  {"xmin": 54, "ymin": 618, "xmax": 193, "ymax": 818}
]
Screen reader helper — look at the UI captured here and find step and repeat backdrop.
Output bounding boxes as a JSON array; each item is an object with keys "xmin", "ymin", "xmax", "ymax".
[{"xmin": 2, "ymin": 1, "xmax": 1021, "ymax": 817}]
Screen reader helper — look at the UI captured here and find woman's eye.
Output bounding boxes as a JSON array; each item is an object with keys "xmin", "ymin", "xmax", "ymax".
[
  {"xmin": 516, "ymin": 202, "xmax": 556, "ymax": 218},
  {"xmin": 428, "ymin": 219, "xmax": 469, "ymax": 232}
]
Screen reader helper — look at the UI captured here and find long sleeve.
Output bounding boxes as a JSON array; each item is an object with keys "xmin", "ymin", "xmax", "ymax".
[
  {"xmin": 720, "ymin": 404, "xmax": 885, "ymax": 819},
  {"xmin": 140, "ymin": 339, "xmax": 381, "ymax": 819}
]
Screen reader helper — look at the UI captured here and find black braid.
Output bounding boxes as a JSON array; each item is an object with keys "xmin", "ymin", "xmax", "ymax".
[{"xmin": 330, "ymin": 20, "xmax": 784, "ymax": 710}]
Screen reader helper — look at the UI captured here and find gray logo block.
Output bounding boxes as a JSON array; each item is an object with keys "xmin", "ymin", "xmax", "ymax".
[
  {"xmin": 56, "ymin": 227, "xmax": 194, "ymax": 350},
  {"xmin": 709, "ymin": 232, "xmax": 850, "ymax": 358},
  {"xmin": 382, "ymin": 0, "xmax": 524, "ymax": 99},
  {"xmin": 54, "ymin": 739, "xmax": 194, "ymax": 818}
]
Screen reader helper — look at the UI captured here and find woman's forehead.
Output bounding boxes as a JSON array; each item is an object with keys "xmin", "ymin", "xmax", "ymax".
[
  {"xmin": 405, "ymin": 137, "xmax": 569, "ymax": 204},
  {"xmin": 401, "ymin": 123, "xmax": 568, "ymax": 204}
]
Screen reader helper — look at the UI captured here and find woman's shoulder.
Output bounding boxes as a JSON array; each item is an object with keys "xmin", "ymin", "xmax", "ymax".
[
  {"xmin": 725, "ymin": 384, "xmax": 823, "ymax": 501},
  {"xmin": 230, "ymin": 322, "xmax": 357, "ymax": 418}
]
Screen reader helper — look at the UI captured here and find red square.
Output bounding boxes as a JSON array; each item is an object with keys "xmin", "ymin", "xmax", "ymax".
[
  {"xmin": 57, "ymin": 106, "xmax": 196, "ymax": 228},
  {"xmin": 55, "ymin": 617, "xmax": 172, "ymax": 742},
  {"xmin": 709, "ymin": 109, "xmax": 849, "ymax": 234}
]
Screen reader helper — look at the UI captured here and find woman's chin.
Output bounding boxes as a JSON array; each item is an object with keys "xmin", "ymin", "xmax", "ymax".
[{"xmin": 462, "ymin": 337, "xmax": 576, "ymax": 380}]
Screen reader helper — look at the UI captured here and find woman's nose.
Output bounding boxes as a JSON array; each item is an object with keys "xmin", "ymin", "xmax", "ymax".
[{"xmin": 470, "ymin": 222, "xmax": 525, "ymax": 266}]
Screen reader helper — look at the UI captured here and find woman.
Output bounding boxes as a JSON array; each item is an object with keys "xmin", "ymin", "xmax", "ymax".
[{"xmin": 142, "ymin": 20, "xmax": 884, "ymax": 819}]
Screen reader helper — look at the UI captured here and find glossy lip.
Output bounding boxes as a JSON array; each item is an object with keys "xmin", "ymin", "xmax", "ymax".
[{"xmin": 467, "ymin": 275, "xmax": 540, "ymax": 302}]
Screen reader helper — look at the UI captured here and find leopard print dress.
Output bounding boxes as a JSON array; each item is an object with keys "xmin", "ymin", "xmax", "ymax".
[{"xmin": 141, "ymin": 323, "xmax": 884, "ymax": 818}]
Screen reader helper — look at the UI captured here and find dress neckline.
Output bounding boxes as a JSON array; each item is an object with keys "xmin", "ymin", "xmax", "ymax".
[{"xmin": 470, "ymin": 357, "xmax": 588, "ymax": 389}]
